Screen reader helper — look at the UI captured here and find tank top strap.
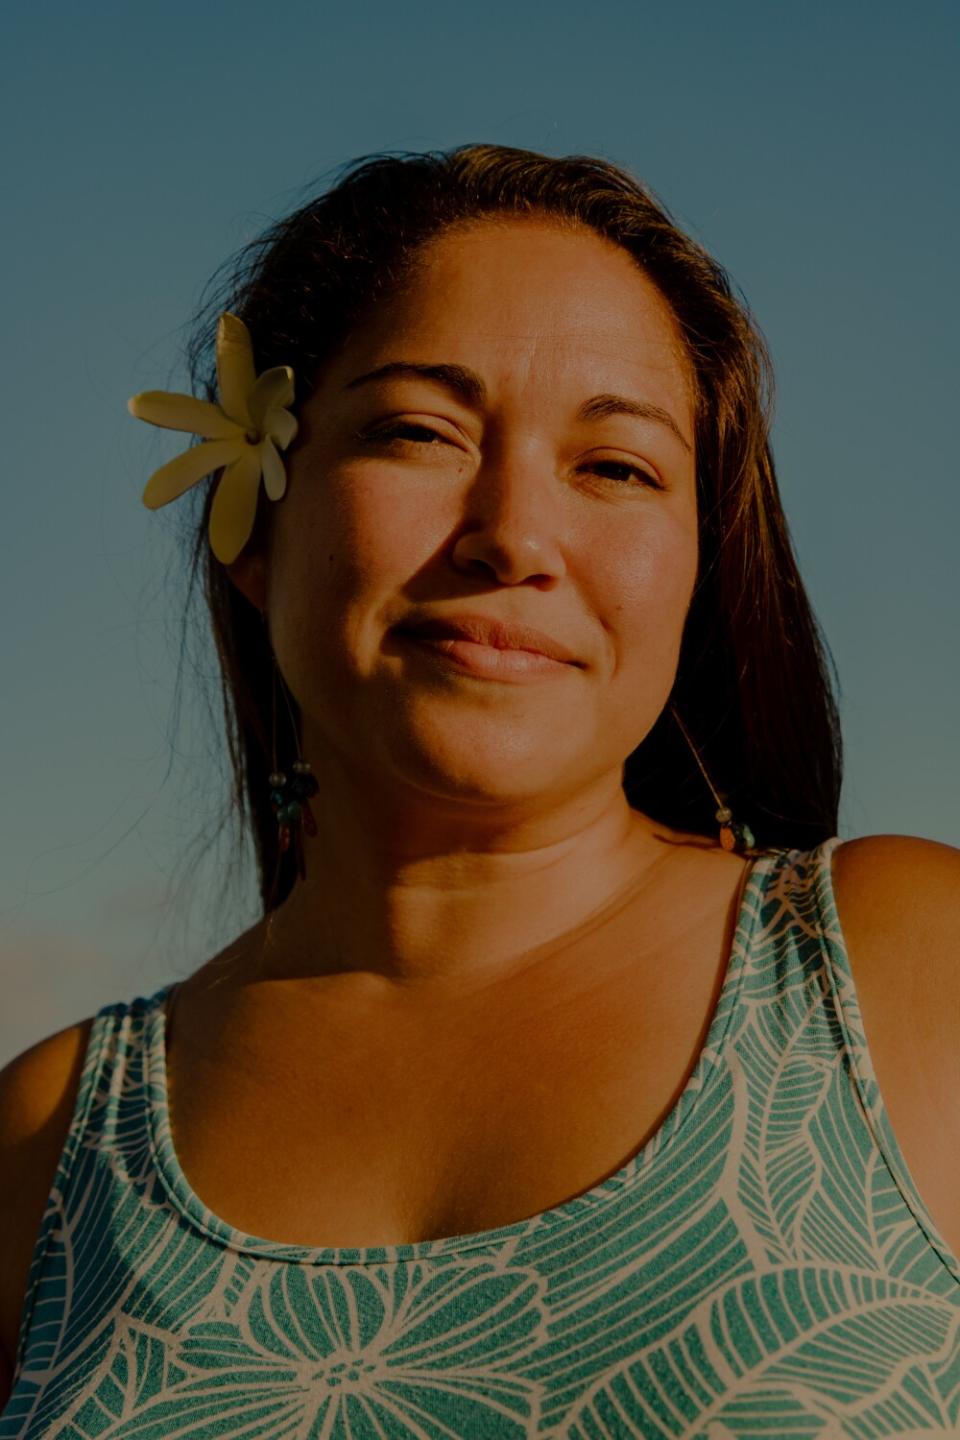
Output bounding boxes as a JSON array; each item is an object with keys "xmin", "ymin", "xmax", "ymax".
[
  {"xmin": 738, "ymin": 836, "xmax": 960, "ymax": 1291},
  {"xmin": 807, "ymin": 837, "xmax": 960, "ymax": 1288},
  {"xmin": 716, "ymin": 838, "xmax": 844, "ymax": 1006},
  {"xmin": 12, "ymin": 987, "xmax": 171, "ymax": 1381}
]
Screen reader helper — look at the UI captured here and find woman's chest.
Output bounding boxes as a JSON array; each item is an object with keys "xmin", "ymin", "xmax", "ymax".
[
  {"xmin": 168, "ymin": 989, "xmax": 711, "ymax": 1249},
  {"xmin": 166, "ymin": 888, "xmax": 738, "ymax": 1250}
]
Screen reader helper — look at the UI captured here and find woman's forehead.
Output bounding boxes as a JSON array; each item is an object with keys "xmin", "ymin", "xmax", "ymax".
[
  {"xmin": 404, "ymin": 218, "xmax": 684, "ymax": 341},
  {"xmin": 322, "ymin": 220, "xmax": 695, "ymax": 421}
]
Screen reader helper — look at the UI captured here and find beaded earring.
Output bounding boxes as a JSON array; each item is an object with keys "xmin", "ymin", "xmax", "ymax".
[
  {"xmin": 267, "ymin": 640, "xmax": 319, "ymax": 884},
  {"xmin": 669, "ymin": 705, "xmax": 756, "ymax": 854}
]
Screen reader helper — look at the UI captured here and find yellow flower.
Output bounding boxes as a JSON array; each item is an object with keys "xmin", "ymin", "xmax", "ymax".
[{"xmin": 128, "ymin": 312, "xmax": 298, "ymax": 563}]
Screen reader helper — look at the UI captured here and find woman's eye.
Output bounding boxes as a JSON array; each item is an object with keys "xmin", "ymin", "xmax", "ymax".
[
  {"xmin": 589, "ymin": 460, "xmax": 663, "ymax": 490},
  {"xmin": 360, "ymin": 421, "xmax": 446, "ymax": 446}
]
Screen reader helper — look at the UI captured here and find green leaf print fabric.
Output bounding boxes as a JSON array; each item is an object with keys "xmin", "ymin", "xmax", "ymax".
[{"xmin": 3, "ymin": 839, "xmax": 959, "ymax": 1438}]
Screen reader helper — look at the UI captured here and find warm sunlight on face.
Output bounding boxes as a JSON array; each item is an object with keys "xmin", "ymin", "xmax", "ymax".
[{"xmin": 248, "ymin": 218, "xmax": 698, "ymax": 817}]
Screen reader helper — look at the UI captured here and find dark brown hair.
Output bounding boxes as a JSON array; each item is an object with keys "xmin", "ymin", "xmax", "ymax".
[{"xmin": 169, "ymin": 143, "xmax": 841, "ymax": 916}]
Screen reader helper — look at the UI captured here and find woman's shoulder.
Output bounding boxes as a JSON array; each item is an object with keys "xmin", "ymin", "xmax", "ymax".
[
  {"xmin": 830, "ymin": 832, "xmax": 960, "ymax": 951},
  {"xmin": 828, "ymin": 833, "xmax": 960, "ymax": 1031},
  {"xmin": 0, "ymin": 1014, "xmax": 97, "ymax": 1112},
  {"xmin": 0, "ymin": 1016, "xmax": 97, "ymax": 1381}
]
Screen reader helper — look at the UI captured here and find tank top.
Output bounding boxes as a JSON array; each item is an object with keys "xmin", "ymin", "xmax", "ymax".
[{"xmin": 3, "ymin": 838, "xmax": 959, "ymax": 1439}]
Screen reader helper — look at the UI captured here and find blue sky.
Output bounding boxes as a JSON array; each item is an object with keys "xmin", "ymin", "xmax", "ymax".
[{"xmin": 1, "ymin": 0, "xmax": 957, "ymax": 1063}]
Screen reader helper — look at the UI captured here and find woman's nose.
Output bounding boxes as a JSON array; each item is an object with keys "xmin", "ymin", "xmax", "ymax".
[{"xmin": 450, "ymin": 442, "xmax": 567, "ymax": 585}]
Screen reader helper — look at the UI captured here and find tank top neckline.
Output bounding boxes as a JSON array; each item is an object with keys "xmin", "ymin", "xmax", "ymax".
[{"xmin": 142, "ymin": 843, "xmax": 826, "ymax": 1266}]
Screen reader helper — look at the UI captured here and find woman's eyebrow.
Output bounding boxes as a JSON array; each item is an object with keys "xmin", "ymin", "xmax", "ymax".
[{"xmin": 342, "ymin": 360, "xmax": 692, "ymax": 453}]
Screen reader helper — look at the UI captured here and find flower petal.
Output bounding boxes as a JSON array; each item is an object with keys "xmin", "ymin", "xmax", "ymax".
[
  {"xmin": 141, "ymin": 438, "xmax": 245, "ymax": 509},
  {"xmin": 216, "ymin": 313, "xmax": 255, "ymax": 427},
  {"xmin": 247, "ymin": 366, "xmax": 295, "ymax": 431},
  {"xmin": 265, "ymin": 406, "xmax": 298, "ymax": 450},
  {"xmin": 260, "ymin": 436, "xmax": 287, "ymax": 501},
  {"xmin": 128, "ymin": 391, "xmax": 244, "ymax": 440},
  {"xmin": 208, "ymin": 446, "xmax": 263, "ymax": 563}
]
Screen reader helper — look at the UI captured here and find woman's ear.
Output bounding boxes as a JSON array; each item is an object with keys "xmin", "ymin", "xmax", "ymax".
[{"xmin": 223, "ymin": 550, "xmax": 268, "ymax": 613}]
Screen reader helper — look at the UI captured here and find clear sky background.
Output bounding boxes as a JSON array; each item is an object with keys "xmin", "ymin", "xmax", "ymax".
[{"xmin": 1, "ymin": 0, "xmax": 957, "ymax": 1066}]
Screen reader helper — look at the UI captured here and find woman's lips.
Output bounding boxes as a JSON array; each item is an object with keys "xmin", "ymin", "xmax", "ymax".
[
  {"xmin": 399, "ymin": 632, "xmax": 573, "ymax": 681},
  {"xmin": 397, "ymin": 613, "xmax": 578, "ymax": 664}
]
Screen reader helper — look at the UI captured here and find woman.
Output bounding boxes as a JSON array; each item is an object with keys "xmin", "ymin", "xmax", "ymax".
[{"xmin": 1, "ymin": 144, "xmax": 958, "ymax": 1437}]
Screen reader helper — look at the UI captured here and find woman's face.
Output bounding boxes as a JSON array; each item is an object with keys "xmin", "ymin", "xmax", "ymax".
[{"xmin": 235, "ymin": 218, "xmax": 698, "ymax": 817}]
